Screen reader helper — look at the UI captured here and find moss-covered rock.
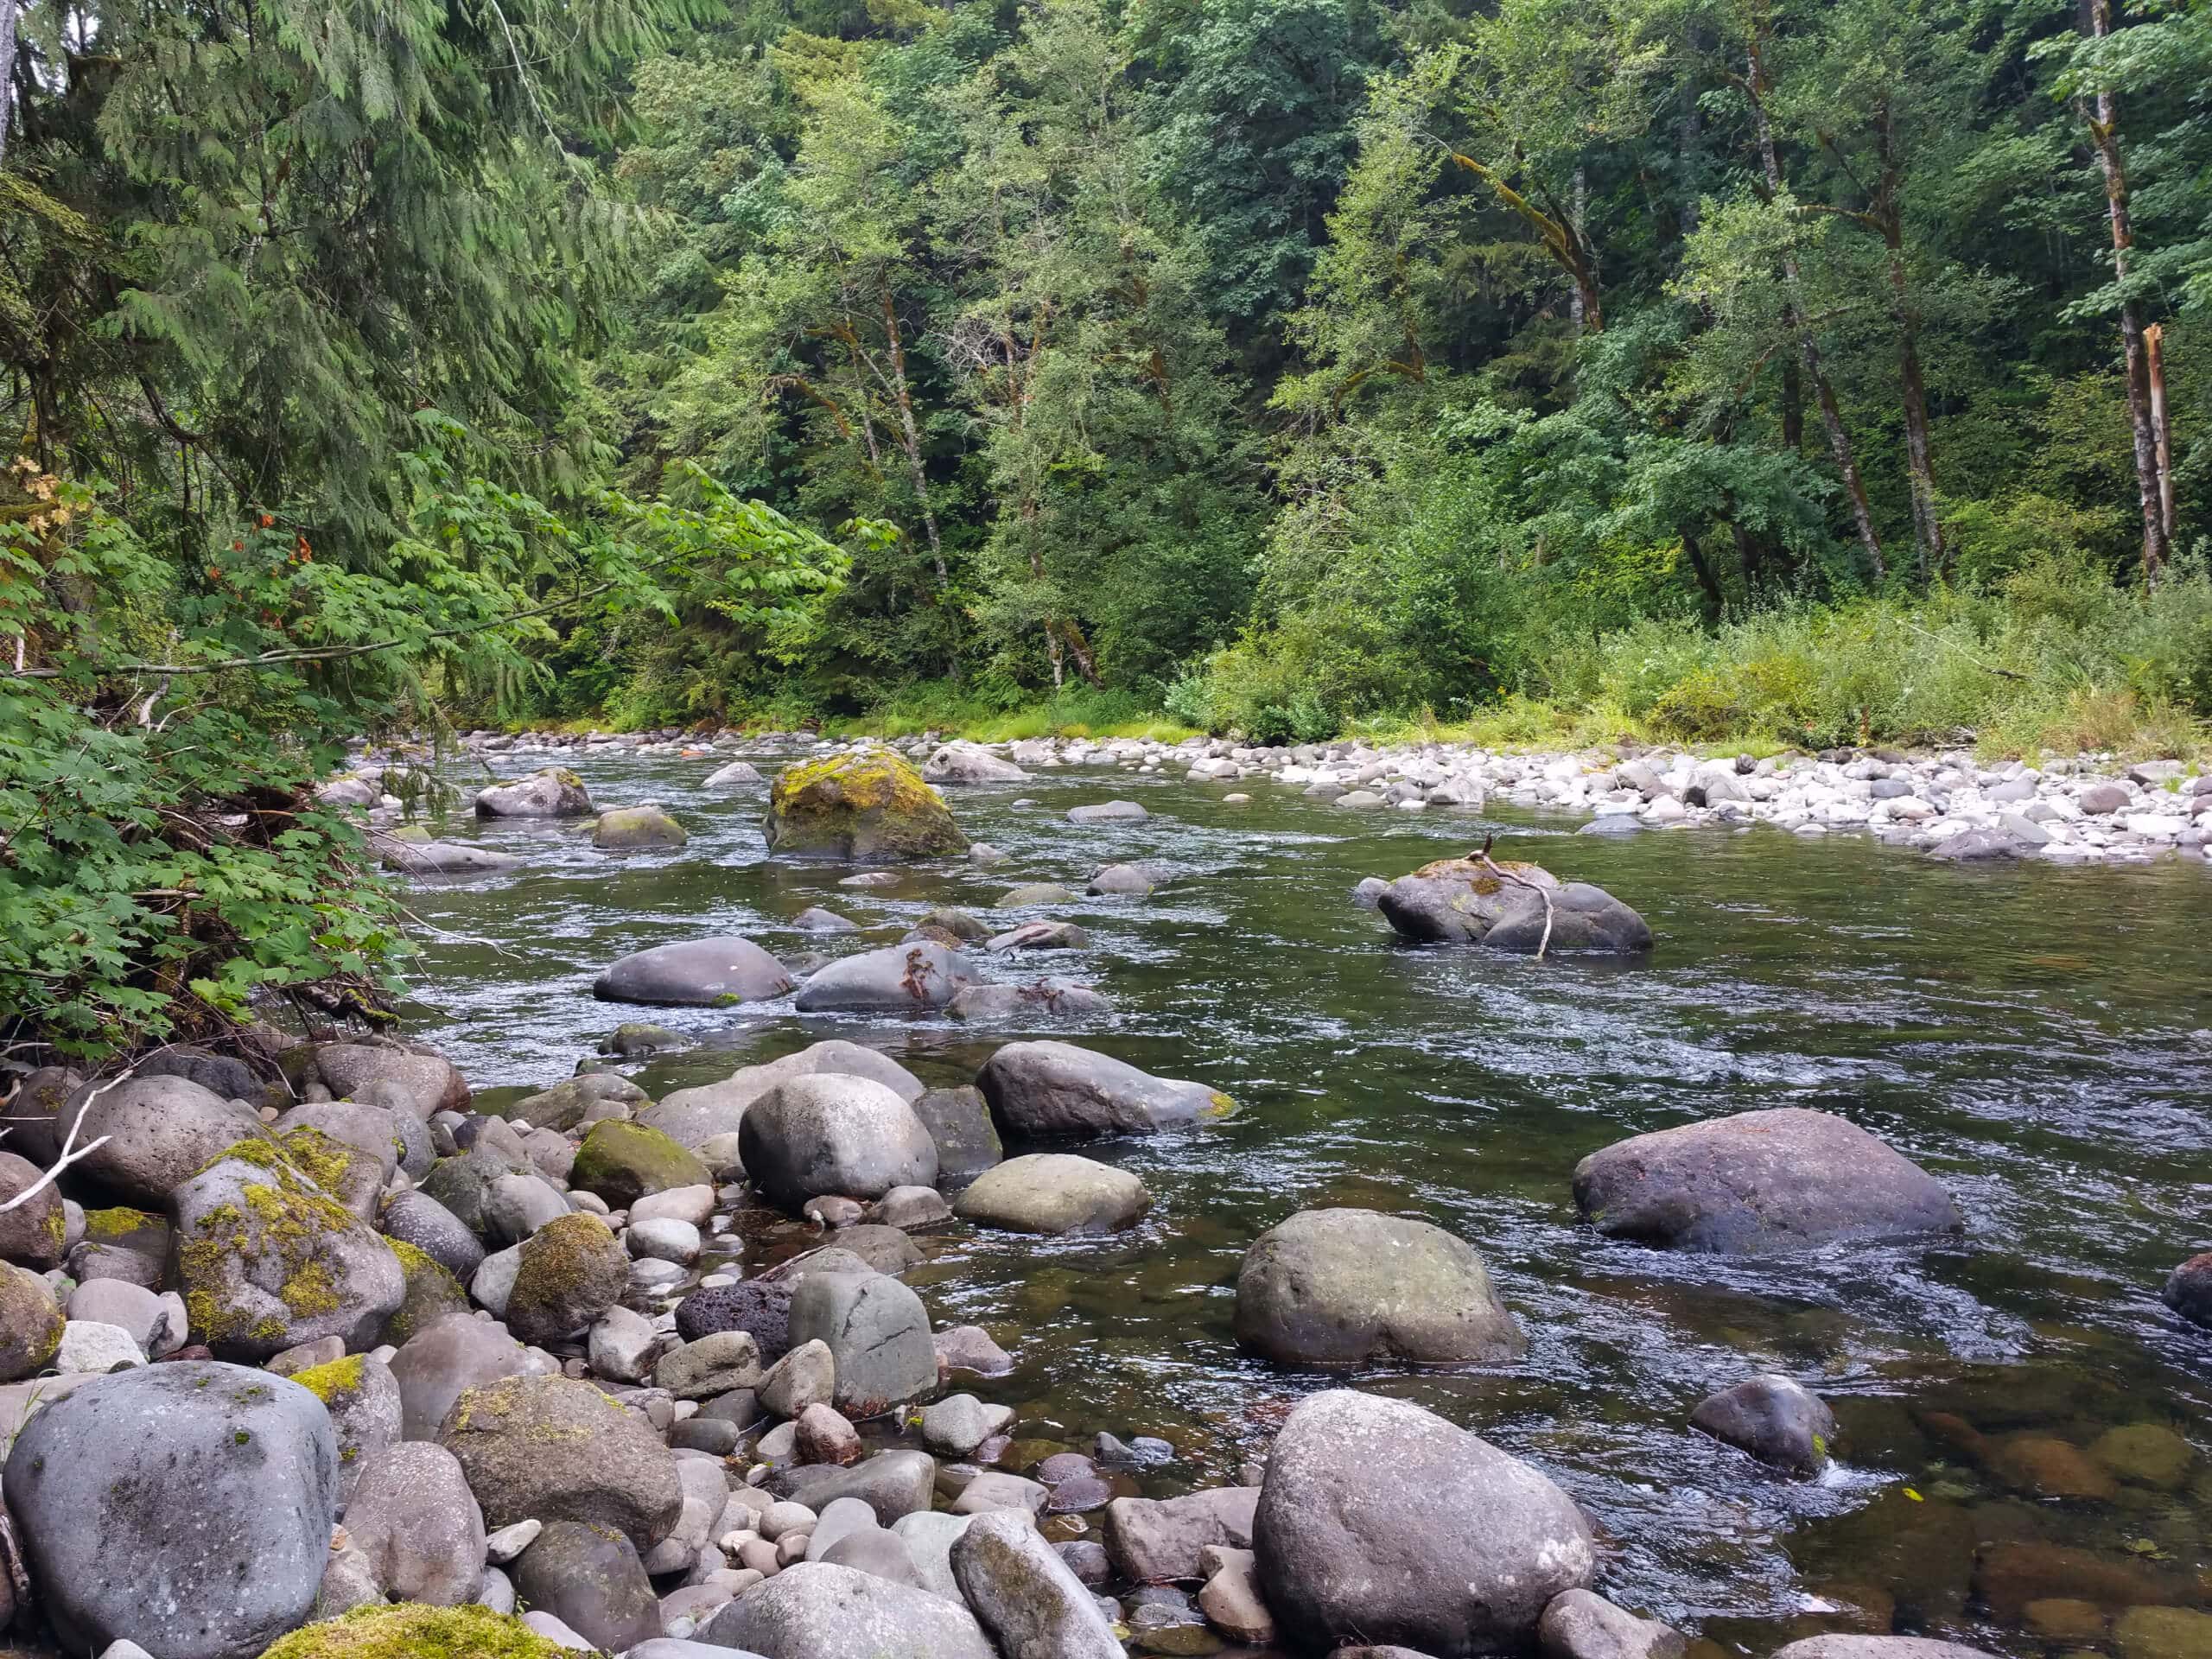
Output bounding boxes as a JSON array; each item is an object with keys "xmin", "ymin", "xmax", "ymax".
[
  {"xmin": 474, "ymin": 767, "xmax": 593, "ymax": 819},
  {"xmin": 764, "ymin": 747, "xmax": 968, "ymax": 860},
  {"xmin": 569, "ymin": 1120, "xmax": 710, "ymax": 1209},
  {"xmin": 0, "ymin": 1260, "xmax": 62, "ymax": 1381},
  {"xmin": 0, "ymin": 1150, "xmax": 65, "ymax": 1268},
  {"xmin": 593, "ymin": 804, "xmax": 688, "ymax": 850},
  {"xmin": 172, "ymin": 1135, "xmax": 405, "ymax": 1361},
  {"xmin": 383, "ymin": 1238, "xmax": 473, "ymax": 1344},
  {"xmin": 503, "ymin": 1213, "xmax": 626, "ymax": 1344},
  {"xmin": 257, "ymin": 1602, "xmax": 571, "ymax": 1659}
]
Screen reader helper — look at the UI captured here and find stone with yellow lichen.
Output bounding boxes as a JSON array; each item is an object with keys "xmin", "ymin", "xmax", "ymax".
[
  {"xmin": 257, "ymin": 1602, "xmax": 572, "ymax": 1659},
  {"xmin": 764, "ymin": 747, "xmax": 969, "ymax": 860},
  {"xmin": 0, "ymin": 1260, "xmax": 62, "ymax": 1382},
  {"xmin": 289, "ymin": 1351, "xmax": 402, "ymax": 1502},
  {"xmin": 501, "ymin": 1213, "xmax": 627, "ymax": 1345},
  {"xmin": 171, "ymin": 1132, "xmax": 404, "ymax": 1362}
]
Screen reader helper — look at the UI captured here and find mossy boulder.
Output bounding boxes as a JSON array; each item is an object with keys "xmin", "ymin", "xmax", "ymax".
[
  {"xmin": 171, "ymin": 1135, "xmax": 406, "ymax": 1361},
  {"xmin": 383, "ymin": 1238, "xmax": 474, "ymax": 1345},
  {"xmin": 593, "ymin": 804, "xmax": 688, "ymax": 850},
  {"xmin": 765, "ymin": 747, "xmax": 969, "ymax": 860},
  {"xmin": 0, "ymin": 1150, "xmax": 66, "ymax": 1268},
  {"xmin": 290, "ymin": 1351, "xmax": 403, "ymax": 1502},
  {"xmin": 503, "ymin": 1213, "xmax": 627, "ymax": 1344},
  {"xmin": 475, "ymin": 766, "xmax": 593, "ymax": 819},
  {"xmin": 569, "ymin": 1120, "xmax": 711, "ymax": 1209},
  {"xmin": 0, "ymin": 1260, "xmax": 62, "ymax": 1382},
  {"xmin": 257, "ymin": 1603, "xmax": 572, "ymax": 1659},
  {"xmin": 437, "ymin": 1373, "xmax": 683, "ymax": 1546}
]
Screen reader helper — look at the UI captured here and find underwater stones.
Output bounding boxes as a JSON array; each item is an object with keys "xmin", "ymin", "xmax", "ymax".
[
  {"xmin": 592, "ymin": 937, "xmax": 794, "ymax": 1007},
  {"xmin": 1572, "ymin": 1108, "xmax": 1961, "ymax": 1254},
  {"xmin": 1377, "ymin": 857, "xmax": 1652, "ymax": 952},
  {"xmin": 1232, "ymin": 1207, "xmax": 1523, "ymax": 1367},
  {"xmin": 766, "ymin": 748, "xmax": 969, "ymax": 860}
]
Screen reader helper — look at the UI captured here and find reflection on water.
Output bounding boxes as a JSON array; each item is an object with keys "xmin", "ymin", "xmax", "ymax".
[{"xmin": 399, "ymin": 744, "xmax": 2212, "ymax": 1655}]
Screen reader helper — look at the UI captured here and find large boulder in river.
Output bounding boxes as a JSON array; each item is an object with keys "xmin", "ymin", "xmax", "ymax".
[
  {"xmin": 171, "ymin": 1136, "xmax": 405, "ymax": 1360},
  {"xmin": 954, "ymin": 1154, "xmax": 1149, "ymax": 1236},
  {"xmin": 705, "ymin": 758, "xmax": 766, "ymax": 789},
  {"xmin": 4, "ymin": 1361, "xmax": 339, "ymax": 1659},
  {"xmin": 475, "ymin": 766, "xmax": 593, "ymax": 817},
  {"xmin": 593, "ymin": 936, "xmax": 794, "ymax": 1007},
  {"xmin": 741, "ymin": 1075, "xmax": 939, "ymax": 1211},
  {"xmin": 923, "ymin": 741, "xmax": 1029, "ymax": 785},
  {"xmin": 1571, "ymin": 1107, "xmax": 1961, "ymax": 1254},
  {"xmin": 793, "ymin": 941, "xmax": 979, "ymax": 1014},
  {"xmin": 702, "ymin": 1561, "xmax": 996, "ymax": 1659},
  {"xmin": 765, "ymin": 748, "xmax": 969, "ymax": 860},
  {"xmin": 1378, "ymin": 857, "xmax": 1652, "ymax": 952},
  {"xmin": 2164, "ymin": 1253, "xmax": 2212, "ymax": 1327},
  {"xmin": 1690, "ymin": 1375, "xmax": 1837, "ymax": 1473},
  {"xmin": 380, "ymin": 839, "xmax": 522, "ymax": 877},
  {"xmin": 1234, "ymin": 1208, "xmax": 1524, "ymax": 1366},
  {"xmin": 642, "ymin": 1039, "xmax": 925, "ymax": 1147},
  {"xmin": 1255, "ymin": 1389, "xmax": 1595, "ymax": 1656},
  {"xmin": 593, "ymin": 804, "xmax": 688, "ymax": 850},
  {"xmin": 977, "ymin": 1040, "xmax": 1232, "ymax": 1141},
  {"xmin": 438, "ymin": 1372, "xmax": 683, "ymax": 1545},
  {"xmin": 72, "ymin": 1075, "xmax": 267, "ymax": 1206}
]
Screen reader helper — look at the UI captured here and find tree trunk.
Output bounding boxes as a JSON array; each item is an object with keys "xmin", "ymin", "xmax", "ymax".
[
  {"xmin": 0, "ymin": 2, "xmax": 16, "ymax": 173},
  {"xmin": 2145, "ymin": 320, "xmax": 2175, "ymax": 537},
  {"xmin": 1781, "ymin": 359, "xmax": 1803, "ymax": 454},
  {"xmin": 1871, "ymin": 111, "xmax": 1944, "ymax": 580},
  {"xmin": 2081, "ymin": 0, "xmax": 2171, "ymax": 583},
  {"xmin": 1569, "ymin": 167, "xmax": 1589, "ymax": 331},
  {"xmin": 1749, "ymin": 40, "xmax": 1886, "ymax": 582},
  {"xmin": 1681, "ymin": 527, "xmax": 1726, "ymax": 616},
  {"xmin": 880, "ymin": 290, "xmax": 947, "ymax": 590}
]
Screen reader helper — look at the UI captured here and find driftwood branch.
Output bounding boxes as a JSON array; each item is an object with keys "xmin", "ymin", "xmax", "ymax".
[
  {"xmin": 1471, "ymin": 835, "xmax": 1556, "ymax": 961},
  {"xmin": 0, "ymin": 1065, "xmax": 130, "ymax": 1211}
]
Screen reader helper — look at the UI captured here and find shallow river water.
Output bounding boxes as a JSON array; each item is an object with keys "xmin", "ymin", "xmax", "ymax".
[{"xmin": 402, "ymin": 741, "xmax": 2212, "ymax": 1658}]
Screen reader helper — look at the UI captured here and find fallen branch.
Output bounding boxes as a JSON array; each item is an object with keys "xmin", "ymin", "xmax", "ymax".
[
  {"xmin": 0, "ymin": 1060, "xmax": 141, "ymax": 1211},
  {"xmin": 1471, "ymin": 835, "xmax": 1557, "ymax": 961}
]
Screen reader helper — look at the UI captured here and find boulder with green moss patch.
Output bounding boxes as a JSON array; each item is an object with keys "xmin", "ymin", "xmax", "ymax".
[
  {"xmin": 384, "ymin": 1238, "xmax": 474, "ymax": 1345},
  {"xmin": 502, "ymin": 1213, "xmax": 627, "ymax": 1344},
  {"xmin": 765, "ymin": 748, "xmax": 969, "ymax": 860},
  {"xmin": 0, "ymin": 1260, "xmax": 62, "ymax": 1382},
  {"xmin": 172, "ymin": 1138, "xmax": 405, "ymax": 1361},
  {"xmin": 569, "ymin": 1120, "xmax": 711, "ymax": 1209},
  {"xmin": 437, "ymin": 1372, "xmax": 682, "ymax": 1546},
  {"xmin": 0, "ymin": 1150, "xmax": 65, "ymax": 1268},
  {"xmin": 475, "ymin": 766, "xmax": 593, "ymax": 819},
  {"xmin": 291, "ymin": 1352, "xmax": 402, "ymax": 1502},
  {"xmin": 257, "ymin": 1602, "xmax": 571, "ymax": 1659},
  {"xmin": 593, "ymin": 804, "xmax": 688, "ymax": 850}
]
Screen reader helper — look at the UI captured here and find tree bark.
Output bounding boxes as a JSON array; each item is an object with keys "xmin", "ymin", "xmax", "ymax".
[
  {"xmin": 2081, "ymin": 0, "xmax": 2171, "ymax": 583},
  {"xmin": 1749, "ymin": 38, "xmax": 1886, "ymax": 581},
  {"xmin": 0, "ymin": 2, "xmax": 16, "ymax": 173},
  {"xmin": 880, "ymin": 289, "xmax": 947, "ymax": 590},
  {"xmin": 2145, "ymin": 320, "xmax": 2175, "ymax": 538}
]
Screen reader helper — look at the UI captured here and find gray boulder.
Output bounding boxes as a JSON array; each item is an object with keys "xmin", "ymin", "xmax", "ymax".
[
  {"xmin": 389, "ymin": 1313, "xmax": 534, "ymax": 1440},
  {"xmin": 4, "ymin": 1361, "xmax": 338, "ymax": 1659},
  {"xmin": 382, "ymin": 840, "xmax": 523, "ymax": 876},
  {"xmin": 951, "ymin": 1510, "xmax": 1122, "ymax": 1659},
  {"xmin": 1571, "ymin": 1107, "xmax": 1962, "ymax": 1253},
  {"xmin": 791, "ymin": 942, "xmax": 979, "ymax": 1014},
  {"xmin": 504, "ymin": 1213, "xmax": 628, "ymax": 1344},
  {"xmin": 593, "ymin": 937, "xmax": 794, "ymax": 1007},
  {"xmin": 594, "ymin": 804, "xmax": 688, "ymax": 850},
  {"xmin": 1539, "ymin": 1590, "xmax": 1687, "ymax": 1659},
  {"xmin": 953, "ymin": 1154, "xmax": 1150, "ymax": 1235},
  {"xmin": 513, "ymin": 1520, "xmax": 663, "ymax": 1654},
  {"xmin": 1689, "ymin": 1376, "xmax": 1838, "ymax": 1473},
  {"xmin": 0, "ymin": 1149, "xmax": 63, "ymax": 1268},
  {"xmin": 1255, "ymin": 1389, "xmax": 1594, "ymax": 1656},
  {"xmin": 170, "ymin": 1141, "xmax": 404, "ymax": 1361},
  {"xmin": 1378, "ymin": 857, "xmax": 1651, "ymax": 952},
  {"xmin": 786, "ymin": 1273, "xmax": 938, "ymax": 1416},
  {"xmin": 344, "ymin": 1441, "xmax": 487, "ymax": 1605},
  {"xmin": 701, "ymin": 1561, "xmax": 996, "ymax": 1659},
  {"xmin": 305, "ymin": 1040, "xmax": 469, "ymax": 1118},
  {"xmin": 705, "ymin": 759, "xmax": 766, "ymax": 789},
  {"xmin": 1233, "ymin": 1208, "xmax": 1524, "ymax": 1366},
  {"xmin": 1106, "ymin": 1487, "xmax": 1256, "ymax": 1582},
  {"xmin": 73, "ymin": 1076, "xmax": 267, "ymax": 1207},
  {"xmin": 289, "ymin": 1351, "xmax": 401, "ymax": 1500},
  {"xmin": 924, "ymin": 741, "xmax": 1028, "ymax": 785},
  {"xmin": 977, "ymin": 1040, "xmax": 1231, "ymax": 1141},
  {"xmin": 644, "ymin": 1039, "xmax": 924, "ymax": 1148},
  {"xmin": 912, "ymin": 1086, "xmax": 1002, "ymax": 1181},
  {"xmin": 741, "ymin": 1075, "xmax": 939, "ymax": 1211},
  {"xmin": 379, "ymin": 1189, "xmax": 487, "ymax": 1282},
  {"xmin": 438, "ymin": 1372, "xmax": 683, "ymax": 1546},
  {"xmin": 950, "ymin": 979, "xmax": 1114, "ymax": 1022},
  {"xmin": 1067, "ymin": 800, "xmax": 1147, "ymax": 823},
  {"xmin": 475, "ymin": 766, "xmax": 593, "ymax": 817},
  {"xmin": 772, "ymin": 1450, "xmax": 938, "ymax": 1525},
  {"xmin": 1770, "ymin": 1643, "xmax": 2000, "ymax": 1659}
]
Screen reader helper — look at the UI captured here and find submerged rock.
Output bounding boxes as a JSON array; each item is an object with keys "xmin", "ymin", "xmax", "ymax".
[
  {"xmin": 792, "ymin": 942, "xmax": 979, "ymax": 1014},
  {"xmin": 924, "ymin": 741, "xmax": 1029, "ymax": 785},
  {"xmin": 2161, "ymin": 1252, "xmax": 2212, "ymax": 1327},
  {"xmin": 766, "ymin": 748, "xmax": 969, "ymax": 859},
  {"xmin": 954, "ymin": 1154, "xmax": 1150, "ymax": 1236},
  {"xmin": 592, "ymin": 937, "xmax": 794, "ymax": 1007},
  {"xmin": 1378, "ymin": 856, "xmax": 1652, "ymax": 952},
  {"xmin": 1255, "ymin": 1389, "xmax": 1595, "ymax": 1656},
  {"xmin": 1689, "ymin": 1376, "xmax": 1838, "ymax": 1473},
  {"xmin": 1572, "ymin": 1107, "xmax": 1961, "ymax": 1254},
  {"xmin": 1234, "ymin": 1207, "xmax": 1523, "ymax": 1366},
  {"xmin": 381, "ymin": 840, "xmax": 524, "ymax": 876},
  {"xmin": 593, "ymin": 804, "xmax": 688, "ymax": 850}
]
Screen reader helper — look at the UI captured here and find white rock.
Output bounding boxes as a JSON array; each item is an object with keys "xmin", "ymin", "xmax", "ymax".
[{"xmin": 54, "ymin": 1320, "xmax": 145, "ymax": 1373}]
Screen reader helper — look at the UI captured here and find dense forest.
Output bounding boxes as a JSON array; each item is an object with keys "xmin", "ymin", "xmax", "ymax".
[{"xmin": 1, "ymin": 0, "xmax": 2210, "ymax": 1050}]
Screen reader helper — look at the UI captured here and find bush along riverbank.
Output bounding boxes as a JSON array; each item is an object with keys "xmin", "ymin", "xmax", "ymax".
[
  {"xmin": 5, "ymin": 741, "xmax": 2209, "ymax": 1659},
  {"xmin": 359, "ymin": 725, "xmax": 2212, "ymax": 866}
]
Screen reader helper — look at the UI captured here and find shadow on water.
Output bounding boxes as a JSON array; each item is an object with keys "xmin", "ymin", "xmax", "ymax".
[{"xmin": 399, "ymin": 745, "xmax": 2212, "ymax": 1656}]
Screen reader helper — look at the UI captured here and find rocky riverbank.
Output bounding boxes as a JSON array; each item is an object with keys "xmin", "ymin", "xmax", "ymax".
[{"xmin": 352, "ymin": 727, "xmax": 2212, "ymax": 866}]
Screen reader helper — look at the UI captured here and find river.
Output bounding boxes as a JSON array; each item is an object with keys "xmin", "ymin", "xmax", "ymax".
[{"xmin": 400, "ymin": 741, "xmax": 2212, "ymax": 1658}]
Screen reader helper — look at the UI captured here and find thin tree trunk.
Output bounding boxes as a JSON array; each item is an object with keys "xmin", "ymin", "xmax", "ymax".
[
  {"xmin": 1871, "ymin": 109, "xmax": 1944, "ymax": 580},
  {"xmin": 0, "ymin": 2, "xmax": 16, "ymax": 173},
  {"xmin": 2145, "ymin": 320, "xmax": 2175, "ymax": 537},
  {"xmin": 2081, "ymin": 0, "xmax": 2171, "ymax": 583},
  {"xmin": 1681, "ymin": 527, "xmax": 1726, "ymax": 615},
  {"xmin": 1569, "ymin": 167, "xmax": 1589, "ymax": 331},
  {"xmin": 1749, "ymin": 40, "xmax": 1886, "ymax": 581},
  {"xmin": 880, "ymin": 290, "xmax": 947, "ymax": 590},
  {"xmin": 1780, "ymin": 359, "xmax": 1804, "ymax": 454}
]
